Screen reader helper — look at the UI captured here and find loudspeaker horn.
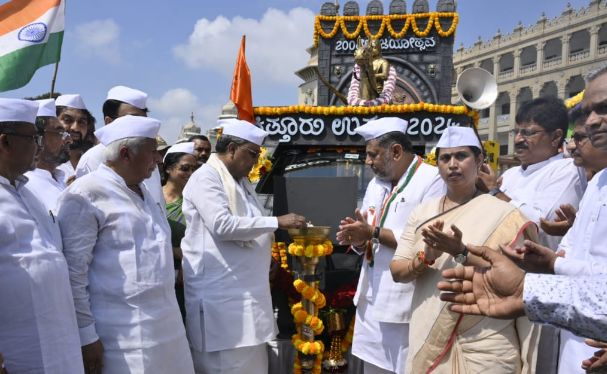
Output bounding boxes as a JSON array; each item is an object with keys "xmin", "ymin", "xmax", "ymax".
[{"xmin": 456, "ymin": 67, "xmax": 498, "ymax": 110}]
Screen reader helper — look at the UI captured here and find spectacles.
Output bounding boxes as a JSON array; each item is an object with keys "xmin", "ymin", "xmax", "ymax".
[
  {"xmin": 45, "ymin": 129, "xmax": 71, "ymax": 140},
  {"xmin": 0, "ymin": 131, "xmax": 43, "ymax": 146},
  {"xmin": 510, "ymin": 128, "xmax": 545, "ymax": 138},
  {"xmin": 178, "ymin": 165, "xmax": 198, "ymax": 172},
  {"xmin": 571, "ymin": 133, "xmax": 589, "ymax": 144},
  {"xmin": 240, "ymin": 146, "xmax": 261, "ymax": 159}
]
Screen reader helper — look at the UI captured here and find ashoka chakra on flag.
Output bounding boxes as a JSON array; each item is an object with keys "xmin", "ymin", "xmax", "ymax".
[{"xmin": 18, "ymin": 22, "xmax": 48, "ymax": 43}]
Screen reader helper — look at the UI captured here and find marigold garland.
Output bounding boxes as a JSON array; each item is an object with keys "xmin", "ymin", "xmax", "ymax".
[
  {"xmin": 340, "ymin": 317, "xmax": 355, "ymax": 353},
  {"xmin": 271, "ymin": 242, "xmax": 289, "ymax": 270},
  {"xmin": 565, "ymin": 90, "xmax": 584, "ymax": 109},
  {"xmin": 254, "ymin": 104, "xmax": 479, "ymax": 127},
  {"xmin": 288, "ymin": 240, "xmax": 334, "ymax": 258},
  {"xmin": 313, "ymin": 13, "xmax": 458, "ymax": 46},
  {"xmin": 248, "ymin": 146, "xmax": 272, "ymax": 183}
]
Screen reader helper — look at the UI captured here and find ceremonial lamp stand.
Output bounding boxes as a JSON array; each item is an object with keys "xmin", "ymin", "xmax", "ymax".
[{"xmin": 288, "ymin": 227, "xmax": 333, "ymax": 374}]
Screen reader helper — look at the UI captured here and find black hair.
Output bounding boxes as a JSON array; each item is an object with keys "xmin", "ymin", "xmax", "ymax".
[
  {"xmin": 375, "ymin": 131, "xmax": 414, "ymax": 152},
  {"xmin": 102, "ymin": 99, "xmax": 149, "ymax": 120},
  {"xmin": 215, "ymin": 135, "xmax": 248, "ymax": 153},
  {"xmin": 35, "ymin": 117, "xmax": 53, "ymax": 134},
  {"xmin": 188, "ymin": 134, "xmax": 210, "ymax": 142},
  {"xmin": 161, "ymin": 152, "xmax": 191, "ymax": 185},
  {"xmin": 515, "ymin": 96, "xmax": 568, "ymax": 143}
]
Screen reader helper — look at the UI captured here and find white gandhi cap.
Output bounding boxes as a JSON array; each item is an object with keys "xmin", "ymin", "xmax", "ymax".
[
  {"xmin": 0, "ymin": 98, "xmax": 38, "ymax": 124},
  {"xmin": 94, "ymin": 115, "xmax": 160, "ymax": 146},
  {"xmin": 219, "ymin": 118, "xmax": 268, "ymax": 146},
  {"xmin": 163, "ymin": 142, "xmax": 195, "ymax": 162},
  {"xmin": 436, "ymin": 126, "xmax": 482, "ymax": 150},
  {"xmin": 354, "ymin": 117, "xmax": 408, "ymax": 141},
  {"xmin": 56, "ymin": 94, "xmax": 87, "ymax": 110},
  {"xmin": 36, "ymin": 99, "xmax": 56, "ymax": 117},
  {"xmin": 106, "ymin": 86, "xmax": 148, "ymax": 110}
]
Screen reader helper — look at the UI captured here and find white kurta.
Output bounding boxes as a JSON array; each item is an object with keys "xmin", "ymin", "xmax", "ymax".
[
  {"xmin": 24, "ymin": 168, "xmax": 66, "ymax": 212},
  {"xmin": 181, "ymin": 163, "xmax": 278, "ymax": 355},
  {"xmin": 57, "ymin": 164, "xmax": 193, "ymax": 373},
  {"xmin": 552, "ymin": 168, "xmax": 607, "ymax": 373},
  {"xmin": 352, "ymin": 159, "xmax": 445, "ymax": 373},
  {"xmin": 75, "ymin": 143, "xmax": 165, "ymax": 207},
  {"xmin": 56, "ymin": 160, "xmax": 76, "ymax": 185},
  {"xmin": 500, "ymin": 154, "xmax": 584, "ymax": 250},
  {"xmin": 0, "ymin": 175, "xmax": 83, "ymax": 373}
]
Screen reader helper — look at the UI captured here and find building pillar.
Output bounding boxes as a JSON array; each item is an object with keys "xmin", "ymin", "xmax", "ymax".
[
  {"xmin": 561, "ymin": 34, "xmax": 570, "ymax": 65},
  {"xmin": 558, "ymin": 79, "xmax": 568, "ymax": 100},
  {"xmin": 532, "ymin": 85, "xmax": 541, "ymax": 99},
  {"xmin": 513, "ymin": 49, "xmax": 521, "ymax": 78},
  {"xmin": 488, "ymin": 100, "xmax": 498, "ymax": 141},
  {"xmin": 508, "ymin": 90, "xmax": 518, "ymax": 154},
  {"xmin": 493, "ymin": 56, "xmax": 500, "ymax": 81},
  {"xmin": 537, "ymin": 41, "xmax": 545, "ymax": 73},
  {"xmin": 590, "ymin": 25, "xmax": 600, "ymax": 59}
]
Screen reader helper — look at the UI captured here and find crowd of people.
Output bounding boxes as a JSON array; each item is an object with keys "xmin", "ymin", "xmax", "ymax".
[{"xmin": 0, "ymin": 63, "xmax": 606, "ymax": 374}]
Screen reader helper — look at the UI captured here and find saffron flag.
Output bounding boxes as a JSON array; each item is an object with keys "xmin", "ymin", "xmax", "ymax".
[
  {"xmin": 230, "ymin": 35, "xmax": 254, "ymax": 124},
  {"xmin": 0, "ymin": 0, "xmax": 65, "ymax": 92}
]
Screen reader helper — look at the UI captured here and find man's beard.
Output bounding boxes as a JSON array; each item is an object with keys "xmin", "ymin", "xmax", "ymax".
[
  {"xmin": 40, "ymin": 148, "xmax": 70, "ymax": 166},
  {"xmin": 69, "ymin": 139, "xmax": 95, "ymax": 153}
]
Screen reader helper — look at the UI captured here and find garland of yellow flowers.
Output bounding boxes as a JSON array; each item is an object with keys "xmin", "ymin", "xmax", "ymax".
[
  {"xmin": 565, "ymin": 90, "xmax": 584, "ymax": 109},
  {"xmin": 340, "ymin": 317, "xmax": 355, "ymax": 353},
  {"xmin": 254, "ymin": 103, "xmax": 479, "ymax": 127},
  {"xmin": 248, "ymin": 146, "xmax": 273, "ymax": 183},
  {"xmin": 271, "ymin": 242, "xmax": 289, "ymax": 270},
  {"xmin": 313, "ymin": 13, "xmax": 458, "ymax": 46},
  {"xmin": 288, "ymin": 239, "xmax": 334, "ymax": 257}
]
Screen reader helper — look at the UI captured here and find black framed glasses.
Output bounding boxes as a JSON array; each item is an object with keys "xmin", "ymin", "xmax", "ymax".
[
  {"xmin": 510, "ymin": 128, "xmax": 546, "ymax": 139},
  {"xmin": 571, "ymin": 133, "xmax": 589, "ymax": 144},
  {"xmin": 0, "ymin": 131, "xmax": 43, "ymax": 146}
]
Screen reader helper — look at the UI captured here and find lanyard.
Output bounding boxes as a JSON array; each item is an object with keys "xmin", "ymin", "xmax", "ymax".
[{"xmin": 377, "ymin": 156, "xmax": 423, "ymax": 228}]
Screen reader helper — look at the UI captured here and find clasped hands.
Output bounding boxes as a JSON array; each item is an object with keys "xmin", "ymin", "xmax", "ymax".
[
  {"xmin": 336, "ymin": 209, "xmax": 372, "ymax": 247},
  {"xmin": 421, "ymin": 220, "xmax": 466, "ymax": 262}
]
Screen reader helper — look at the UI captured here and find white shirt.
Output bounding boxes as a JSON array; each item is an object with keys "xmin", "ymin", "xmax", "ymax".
[
  {"xmin": 500, "ymin": 154, "xmax": 584, "ymax": 250},
  {"xmin": 56, "ymin": 160, "xmax": 76, "ymax": 185},
  {"xmin": 0, "ymin": 174, "xmax": 83, "ymax": 373},
  {"xmin": 24, "ymin": 167, "xmax": 66, "ymax": 212},
  {"xmin": 552, "ymin": 168, "xmax": 607, "ymax": 373},
  {"xmin": 181, "ymin": 163, "xmax": 278, "ymax": 352},
  {"xmin": 354, "ymin": 159, "xmax": 445, "ymax": 323},
  {"xmin": 57, "ymin": 164, "xmax": 193, "ymax": 372},
  {"xmin": 524, "ymin": 274, "xmax": 607, "ymax": 342},
  {"xmin": 75, "ymin": 143, "xmax": 165, "ymax": 207}
]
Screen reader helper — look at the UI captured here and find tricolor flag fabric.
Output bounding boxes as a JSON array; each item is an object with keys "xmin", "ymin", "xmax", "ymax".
[{"xmin": 0, "ymin": 0, "xmax": 65, "ymax": 92}]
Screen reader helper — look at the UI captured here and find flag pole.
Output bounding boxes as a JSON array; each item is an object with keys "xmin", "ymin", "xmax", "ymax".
[{"xmin": 50, "ymin": 61, "xmax": 59, "ymax": 97}]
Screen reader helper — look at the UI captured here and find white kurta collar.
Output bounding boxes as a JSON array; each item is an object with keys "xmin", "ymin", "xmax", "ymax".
[
  {"xmin": 520, "ymin": 153, "xmax": 563, "ymax": 175},
  {"xmin": 0, "ymin": 173, "xmax": 28, "ymax": 190},
  {"xmin": 29, "ymin": 168, "xmax": 66, "ymax": 184}
]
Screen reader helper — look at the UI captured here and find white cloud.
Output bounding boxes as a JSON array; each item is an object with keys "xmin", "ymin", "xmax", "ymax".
[
  {"xmin": 149, "ymin": 88, "xmax": 221, "ymax": 144},
  {"xmin": 73, "ymin": 19, "xmax": 121, "ymax": 64},
  {"xmin": 173, "ymin": 8, "xmax": 315, "ymax": 85}
]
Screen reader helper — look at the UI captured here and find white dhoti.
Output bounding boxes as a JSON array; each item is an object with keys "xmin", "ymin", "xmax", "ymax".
[
  {"xmin": 191, "ymin": 310, "xmax": 268, "ymax": 374},
  {"xmin": 558, "ymin": 329, "xmax": 596, "ymax": 374},
  {"xmin": 103, "ymin": 339, "xmax": 193, "ymax": 374},
  {"xmin": 351, "ymin": 298, "xmax": 409, "ymax": 373}
]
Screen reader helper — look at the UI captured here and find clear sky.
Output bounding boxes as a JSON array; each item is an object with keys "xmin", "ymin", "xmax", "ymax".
[{"xmin": 1, "ymin": 0, "xmax": 592, "ymax": 142}]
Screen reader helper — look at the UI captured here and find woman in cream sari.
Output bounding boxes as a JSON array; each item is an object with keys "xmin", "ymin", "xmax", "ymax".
[{"xmin": 390, "ymin": 127, "xmax": 541, "ymax": 374}]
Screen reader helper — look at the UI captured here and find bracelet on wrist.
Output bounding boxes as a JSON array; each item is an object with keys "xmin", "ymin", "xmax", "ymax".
[{"xmin": 416, "ymin": 250, "xmax": 435, "ymax": 267}]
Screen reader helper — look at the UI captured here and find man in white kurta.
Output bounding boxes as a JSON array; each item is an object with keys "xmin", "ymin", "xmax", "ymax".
[
  {"xmin": 0, "ymin": 98, "xmax": 83, "ymax": 373},
  {"xmin": 479, "ymin": 97, "xmax": 584, "ymax": 374},
  {"xmin": 75, "ymin": 85, "xmax": 164, "ymax": 206},
  {"xmin": 182, "ymin": 118, "xmax": 306, "ymax": 374},
  {"xmin": 24, "ymin": 99, "xmax": 69, "ymax": 212},
  {"xmin": 336, "ymin": 118, "xmax": 444, "ymax": 373},
  {"xmin": 57, "ymin": 115, "xmax": 194, "ymax": 373}
]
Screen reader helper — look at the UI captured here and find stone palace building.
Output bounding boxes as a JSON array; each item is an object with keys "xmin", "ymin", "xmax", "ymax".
[{"xmin": 452, "ymin": 1, "xmax": 607, "ymax": 156}]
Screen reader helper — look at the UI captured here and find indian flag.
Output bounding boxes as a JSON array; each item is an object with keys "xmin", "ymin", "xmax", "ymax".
[{"xmin": 0, "ymin": 0, "xmax": 65, "ymax": 92}]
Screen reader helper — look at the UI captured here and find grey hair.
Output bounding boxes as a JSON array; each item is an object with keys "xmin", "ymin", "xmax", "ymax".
[
  {"xmin": 586, "ymin": 63, "xmax": 607, "ymax": 83},
  {"xmin": 104, "ymin": 137, "xmax": 149, "ymax": 162}
]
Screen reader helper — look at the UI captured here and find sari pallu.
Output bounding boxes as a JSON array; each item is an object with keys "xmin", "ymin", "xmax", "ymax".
[{"xmin": 394, "ymin": 194, "xmax": 541, "ymax": 374}]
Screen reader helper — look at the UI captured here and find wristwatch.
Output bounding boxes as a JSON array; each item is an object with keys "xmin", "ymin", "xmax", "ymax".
[
  {"xmin": 371, "ymin": 226, "xmax": 380, "ymax": 248},
  {"xmin": 488, "ymin": 187, "xmax": 502, "ymax": 196},
  {"xmin": 454, "ymin": 245, "xmax": 469, "ymax": 264}
]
